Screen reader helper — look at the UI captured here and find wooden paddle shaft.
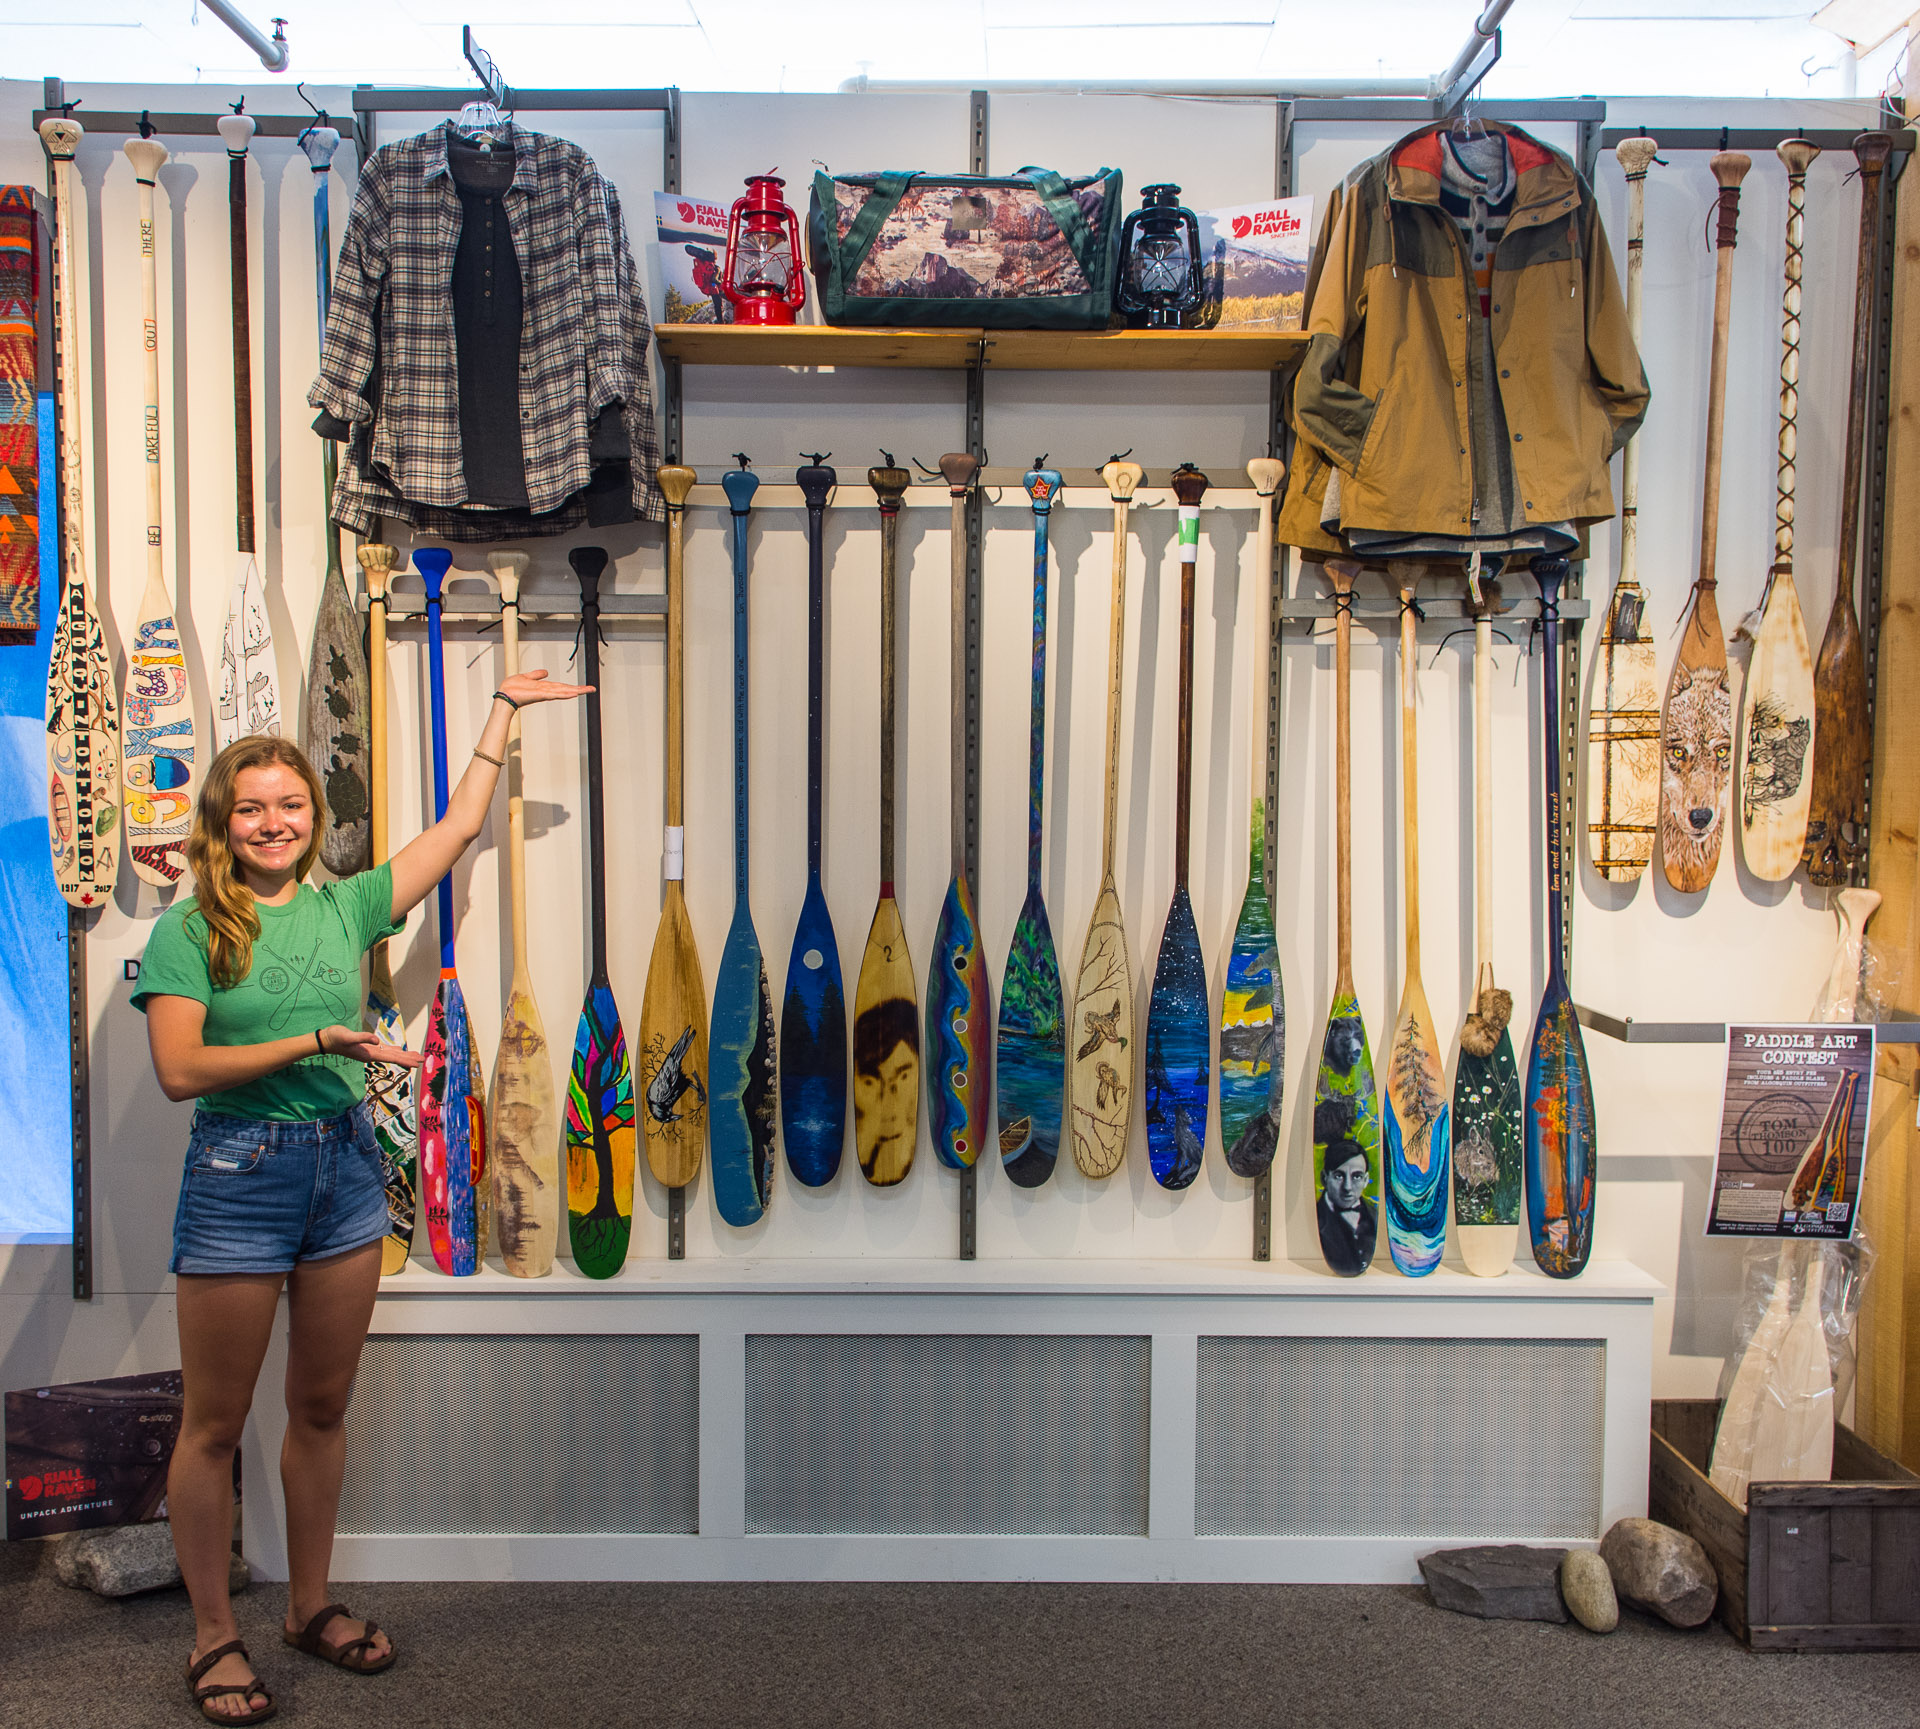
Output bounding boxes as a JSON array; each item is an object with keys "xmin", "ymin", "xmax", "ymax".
[
  {"xmin": 217, "ymin": 112, "xmax": 257, "ymax": 556},
  {"xmin": 300, "ymin": 127, "xmax": 343, "ymax": 548},
  {"xmin": 1392, "ymin": 564, "xmax": 1423, "ymax": 974},
  {"xmin": 1246, "ymin": 459, "xmax": 1285, "ymax": 814},
  {"xmin": 797, "ymin": 461, "xmax": 837, "ymax": 877},
  {"xmin": 1170, "ymin": 465, "xmax": 1209, "ymax": 886},
  {"xmin": 660, "ymin": 466, "xmax": 696, "ymax": 844},
  {"xmin": 1616, "ymin": 137, "xmax": 1657, "ymax": 590},
  {"xmin": 1326, "ymin": 559, "xmax": 1361, "ymax": 995},
  {"xmin": 1836, "ymin": 134, "xmax": 1894, "ymax": 614},
  {"xmin": 491, "ymin": 552, "xmax": 531, "ymax": 974},
  {"xmin": 938, "ymin": 453, "xmax": 980, "ymax": 879},
  {"xmin": 358, "ymin": 544, "xmax": 397, "ymax": 863},
  {"xmin": 1024, "ymin": 464, "xmax": 1061, "ymax": 887},
  {"xmin": 1475, "ymin": 603, "xmax": 1493, "ymax": 978},
  {"xmin": 125, "ymin": 138, "xmax": 166, "ymax": 587},
  {"xmin": 1537, "ymin": 558, "xmax": 1572, "ymax": 979},
  {"xmin": 871, "ymin": 461, "xmax": 911, "ymax": 889},
  {"xmin": 44, "ymin": 120, "xmax": 88, "ymax": 594},
  {"xmin": 570, "ymin": 546, "xmax": 611, "ymax": 971},
  {"xmin": 1772, "ymin": 139, "xmax": 1818, "ymax": 581},
  {"xmin": 1697, "ymin": 151, "xmax": 1750, "ymax": 593},
  {"xmin": 1098, "ymin": 460, "xmax": 1143, "ymax": 879}
]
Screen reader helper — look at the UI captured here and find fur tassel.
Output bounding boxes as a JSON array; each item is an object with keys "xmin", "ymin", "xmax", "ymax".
[{"xmin": 1460, "ymin": 984, "xmax": 1514, "ymax": 1057}]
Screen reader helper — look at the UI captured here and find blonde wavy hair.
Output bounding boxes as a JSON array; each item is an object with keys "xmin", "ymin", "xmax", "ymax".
[{"xmin": 185, "ymin": 736, "xmax": 327, "ymax": 989}]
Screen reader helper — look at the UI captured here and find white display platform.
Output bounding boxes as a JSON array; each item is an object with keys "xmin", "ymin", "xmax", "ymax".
[{"xmin": 240, "ymin": 1258, "xmax": 1658, "ymax": 1585}]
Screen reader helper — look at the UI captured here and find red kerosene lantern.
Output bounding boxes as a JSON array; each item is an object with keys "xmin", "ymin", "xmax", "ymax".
[{"xmin": 721, "ymin": 172, "xmax": 807, "ymax": 326}]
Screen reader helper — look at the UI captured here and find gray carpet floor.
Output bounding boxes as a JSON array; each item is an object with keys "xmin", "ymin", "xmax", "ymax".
[{"xmin": 3, "ymin": 1539, "xmax": 1917, "ymax": 1729}]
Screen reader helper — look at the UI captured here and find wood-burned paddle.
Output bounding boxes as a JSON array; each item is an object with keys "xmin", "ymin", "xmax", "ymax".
[
  {"xmin": 1382, "ymin": 562, "xmax": 1448, "ymax": 1276},
  {"xmin": 1657, "ymin": 149, "xmax": 1749, "ymax": 894},
  {"xmin": 996, "ymin": 459, "xmax": 1066, "ymax": 1190},
  {"xmin": 855, "ymin": 456, "xmax": 920, "ymax": 1188},
  {"xmin": 415, "ymin": 547, "xmax": 483, "ymax": 1275},
  {"xmin": 1146, "ymin": 464, "xmax": 1213, "ymax": 1191},
  {"xmin": 711, "ymin": 457, "xmax": 777, "ymax": 1225},
  {"xmin": 782, "ymin": 458, "xmax": 849, "ymax": 1187},
  {"xmin": 1069, "ymin": 458, "xmax": 1144, "ymax": 1179},
  {"xmin": 926, "ymin": 451, "xmax": 991, "ymax": 1172},
  {"xmin": 42, "ymin": 116, "xmax": 121, "ymax": 910},
  {"xmin": 1451, "ymin": 565, "xmax": 1521, "ymax": 1278},
  {"xmin": 298, "ymin": 122, "xmax": 370, "ymax": 876},
  {"xmin": 357, "ymin": 543, "xmax": 417, "ymax": 1275},
  {"xmin": 1587, "ymin": 135, "xmax": 1660, "ymax": 885},
  {"xmin": 122, "ymin": 131, "xmax": 194, "ymax": 888},
  {"xmin": 1313, "ymin": 559, "xmax": 1380, "ymax": 1277},
  {"xmin": 640, "ymin": 465, "xmax": 710, "ymax": 1191},
  {"xmin": 214, "ymin": 106, "xmax": 278, "ymax": 748},
  {"xmin": 1219, "ymin": 457, "xmax": 1286, "ymax": 1180},
  {"xmin": 486, "ymin": 552, "xmax": 559, "ymax": 1278},
  {"xmin": 1525, "ymin": 556, "xmax": 1597, "ymax": 1279},
  {"xmin": 1736, "ymin": 138, "xmax": 1820, "ymax": 884},
  {"xmin": 1803, "ymin": 133, "xmax": 1893, "ymax": 886},
  {"xmin": 566, "ymin": 546, "xmax": 636, "ymax": 1276}
]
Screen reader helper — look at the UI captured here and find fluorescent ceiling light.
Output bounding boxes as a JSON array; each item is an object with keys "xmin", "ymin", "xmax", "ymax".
[{"xmin": 1811, "ymin": 0, "xmax": 1918, "ymax": 53}]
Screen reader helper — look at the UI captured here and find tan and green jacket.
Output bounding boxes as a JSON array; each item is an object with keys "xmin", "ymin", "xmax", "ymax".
[{"xmin": 1277, "ymin": 122, "xmax": 1649, "ymax": 554}]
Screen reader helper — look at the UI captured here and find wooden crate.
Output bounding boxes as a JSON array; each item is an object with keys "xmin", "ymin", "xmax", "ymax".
[{"xmin": 1650, "ymin": 1399, "xmax": 1920, "ymax": 1650}]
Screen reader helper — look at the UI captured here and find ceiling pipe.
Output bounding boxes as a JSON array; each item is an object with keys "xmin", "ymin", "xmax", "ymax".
[
  {"xmin": 199, "ymin": 0, "xmax": 290, "ymax": 74},
  {"xmin": 1431, "ymin": 0, "xmax": 1517, "ymax": 104},
  {"xmin": 837, "ymin": 75, "xmax": 1429, "ymax": 96}
]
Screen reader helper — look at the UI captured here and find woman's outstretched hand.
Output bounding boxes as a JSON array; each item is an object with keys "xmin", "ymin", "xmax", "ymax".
[
  {"xmin": 318, "ymin": 1026, "xmax": 424, "ymax": 1069},
  {"xmin": 498, "ymin": 669, "xmax": 593, "ymax": 707}
]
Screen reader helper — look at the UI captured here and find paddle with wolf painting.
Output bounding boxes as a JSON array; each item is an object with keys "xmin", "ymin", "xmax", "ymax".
[{"xmin": 854, "ymin": 456, "xmax": 920, "ymax": 1188}]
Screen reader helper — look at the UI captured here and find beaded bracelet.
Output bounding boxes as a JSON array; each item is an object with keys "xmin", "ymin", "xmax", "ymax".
[{"xmin": 493, "ymin": 688, "xmax": 521, "ymax": 710}]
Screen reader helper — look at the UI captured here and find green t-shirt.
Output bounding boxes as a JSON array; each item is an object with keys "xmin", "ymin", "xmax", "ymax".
[{"xmin": 132, "ymin": 863, "xmax": 405, "ymax": 1122}]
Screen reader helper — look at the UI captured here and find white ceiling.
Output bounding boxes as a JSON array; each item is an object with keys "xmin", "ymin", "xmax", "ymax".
[{"xmin": 4, "ymin": 1, "xmax": 1902, "ymax": 99}]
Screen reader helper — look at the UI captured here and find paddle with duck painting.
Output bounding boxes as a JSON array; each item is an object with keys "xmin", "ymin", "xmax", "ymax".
[
  {"xmin": 566, "ymin": 546, "xmax": 636, "ymax": 1277},
  {"xmin": 1218, "ymin": 457, "xmax": 1286, "ymax": 1181},
  {"xmin": 41, "ymin": 114, "xmax": 121, "ymax": 910},
  {"xmin": 1803, "ymin": 133, "xmax": 1894, "ymax": 887},
  {"xmin": 1313, "ymin": 559, "xmax": 1380, "ymax": 1277},
  {"xmin": 121, "ymin": 129, "xmax": 195, "ymax": 889},
  {"xmin": 1381, "ymin": 561, "xmax": 1448, "ymax": 1276},
  {"xmin": 640, "ymin": 465, "xmax": 711, "ymax": 1196},
  {"xmin": 1525, "ymin": 555, "xmax": 1597, "ymax": 1279},
  {"xmin": 996, "ymin": 459, "xmax": 1067, "ymax": 1190},
  {"xmin": 711, "ymin": 457, "xmax": 777, "ymax": 1225},
  {"xmin": 1657, "ymin": 149, "xmax": 1749, "ymax": 895},
  {"xmin": 298, "ymin": 120, "xmax": 371, "ymax": 877},
  {"xmin": 925, "ymin": 451, "xmax": 991, "ymax": 1174},
  {"xmin": 1069, "ymin": 458, "xmax": 1145, "ymax": 1180},
  {"xmin": 854, "ymin": 456, "xmax": 920, "ymax": 1189},
  {"xmin": 783, "ymin": 457, "xmax": 850, "ymax": 1188}
]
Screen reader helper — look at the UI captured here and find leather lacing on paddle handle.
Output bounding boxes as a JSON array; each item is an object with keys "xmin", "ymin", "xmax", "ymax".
[
  {"xmin": 1705, "ymin": 184, "xmax": 1742, "ymax": 252},
  {"xmin": 1399, "ymin": 593, "xmax": 1426, "ymax": 625}
]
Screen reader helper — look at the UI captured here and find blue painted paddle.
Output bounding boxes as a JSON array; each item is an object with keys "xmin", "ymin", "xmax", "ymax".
[
  {"xmin": 781, "ymin": 458, "xmax": 849, "ymax": 1187},
  {"xmin": 1145, "ymin": 465, "xmax": 1212, "ymax": 1191},
  {"xmin": 996, "ymin": 461, "xmax": 1066, "ymax": 1189},
  {"xmin": 1524, "ymin": 555, "xmax": 1597, "ymax": 1277},
  {"xmin": 711, "ymin": 458, "xmax": 777, "ymax": 1225}
]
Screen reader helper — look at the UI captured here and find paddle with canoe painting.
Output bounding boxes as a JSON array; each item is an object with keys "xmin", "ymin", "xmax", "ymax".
[
  {"xmin": 711, "ymin": 457, "xmax": 778, "ymax": 1225},
  {"xmin": 566, "ymin": 546, "xmax": 636, "ymax": 1277},
  {"xmin": 853, "ymin": 455, "xmax": 920, "ymax": 1189},
  {"xmin": 996, "ymin": 459, "xmax": 1067, "ymax": 1190}
]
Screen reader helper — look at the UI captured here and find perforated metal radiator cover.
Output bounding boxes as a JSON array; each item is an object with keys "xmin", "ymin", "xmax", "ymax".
[
  {"xmin": 745, "ymin": 1334, "xmax": 1151, "ymax": 1536},
  {"xmin": 1196, "ymin": 1335, "xmax": 1606, "ymax": 1539},
  {"xmin": 338, "ymin": 1333, "xmax": 699, "ymax": 1535}
]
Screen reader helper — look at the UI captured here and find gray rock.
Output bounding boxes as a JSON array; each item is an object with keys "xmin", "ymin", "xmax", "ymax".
[
  {"xmin": 1599, "ymin": 1517, "xmax": 1718, "ymax": 1628},
  {"xmin": 1419, "ymin": 1544, "xmax": 1570, "ymax": 1622},
  {"xmin": 52, "ymin": 1524, "xmax": 250, "ymax": 1598},
  {"xmin": 1560, "ymin": 1548, "xmax": 1619, "ymax": 1633}
]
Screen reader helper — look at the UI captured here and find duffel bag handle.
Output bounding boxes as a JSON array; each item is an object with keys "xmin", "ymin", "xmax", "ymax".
[
  {"xmin": 1013, "ymin": 166, "xmax": 1110, "ymax": 273},
  {"xmin": 838, "ymin": 170, "xmax": 918, "ymax": 277}
]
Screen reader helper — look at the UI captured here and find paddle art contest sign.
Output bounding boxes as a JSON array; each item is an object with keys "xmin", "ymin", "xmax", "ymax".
[{"xmin": 1707, "ymin": 1024, "xmax": 1874, "ymax": 1240}]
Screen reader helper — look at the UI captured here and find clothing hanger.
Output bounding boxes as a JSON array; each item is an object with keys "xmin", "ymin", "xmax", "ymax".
[{"xmin": 1450, "ymin": 89, "xmax": 1487, "ymax": 143}]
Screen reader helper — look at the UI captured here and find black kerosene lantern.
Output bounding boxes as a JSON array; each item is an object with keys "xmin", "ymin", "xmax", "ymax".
[{"xmin": 1116, "ymin": 183, "xmax": 1204, "ymax": 329}]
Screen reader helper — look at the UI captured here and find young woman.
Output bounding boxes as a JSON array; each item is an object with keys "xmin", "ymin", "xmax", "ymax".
[{"xmin": 136, "ymin": 673, "xmax": 586, "ymax": 1724}]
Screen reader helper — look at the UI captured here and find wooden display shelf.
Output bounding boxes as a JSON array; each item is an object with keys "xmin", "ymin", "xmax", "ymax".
[{"xmin": 655, "ymin": 324, "xmax": 1309, "ymax": 372}]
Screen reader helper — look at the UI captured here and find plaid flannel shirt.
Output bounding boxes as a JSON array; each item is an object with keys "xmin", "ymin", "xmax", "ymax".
[{"xmin": 310, "ymin": 122, "xmax": 660, "ymax": 538}]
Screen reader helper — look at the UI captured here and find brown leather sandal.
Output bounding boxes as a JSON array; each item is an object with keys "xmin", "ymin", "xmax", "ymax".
[
  {"xmin": 186, "ymin": 1640, "xmax": 276, "ymax": 1724},
  {"xmin": 282, "ymin": 1603, "xmax": 396, "ymax": 1674}
]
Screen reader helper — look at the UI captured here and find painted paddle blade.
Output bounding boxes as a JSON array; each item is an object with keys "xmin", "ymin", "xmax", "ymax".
[
  {"xmin": 1524, "ymin": 979, "xmax": 1597, "ymax": 1279},
  {"xmin": 421, "ymin": 975, "xmax": 478, "ymax": 1276},
  {"xmin": 782, "ymin": 875, "xmax": 848, "ymax": 1187},
  {"xmin": 1312, "ymin": 993, "xmax": 1380, "ymax": 1276},
  {"xmin": 996, "ymin": 885, "xmax": 1064, "ymax": 1189},
  {"xmin": 46, "ymin": 576, "xmax": 122, "ymax": 907},
  {"xmin": 216, "ymin": 554, "xmax": 279, "ymax": 748},
  {"xmin": 306, "ymin": 565, "xmax": 371, "ymax": 875},
  {"xmin": 1737, "ymin": 578, "xmax": 1815, "ymax": 882},
  {"xmin": 124, "ymin": 607, "xmax": 194, "ymax": 887},
  {"xmin": 854, "ymin": 897, "xmax": 919, "ymax": 1188},
  {"xmin": 1219, "ymin": 805, "xmax": 1282, "ymax": 1179},
  {"xmin": 1451, "ymin": 1023, "xmax": 1522, "ymax": 1278},
  {"xmin": 567, "ymin": 980, "xmax": 636, "ymax": 1279},
  {"xmin": 489, "ymin": 986, "xmax": 559, "ymax": 1278},
  {"xmin": 711, "ymin": 900, "xmax": 777, "ymax": 1226},
  {"xmin": 926, "ymin": 873, "xmax": 992, "ymax": 1170},
  {"xmin": 365, "ymin": 949, "xmax": 417, "ymax": 1276},
  {"xmin": 640, "ymin": 891, "xmax": 710, "ymax": 1189},
  {"xmin": 1383, "ymin": 985, "xmax": 1449, "ymax": 1277},
  {"xmin": 1587, "ymin": 587, "xmax": 1658, "ymax": 883},
  {"xmin": 1069, "ymin": 885, "xmax": 1133, "ymax": 1179},
  {"xmin": 1144, "ymin": 888, "xmax": 1209, "ymax": 1191}
]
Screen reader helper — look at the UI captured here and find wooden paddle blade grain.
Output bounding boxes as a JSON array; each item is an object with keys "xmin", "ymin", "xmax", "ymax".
[
  {"xmin": 1524, "ymin": 982, "xmax": 1597, "ymax": 1278},
  {"xmin": 1383, "ymin": 984, "xmax": 1450, "ymax": 1277},
  {"xmin": 995, "ymin": 886, "xmax": 1064, "ymax": 1190},
  {"xmin": 489, "ymin": 988, "xmax": 559, "ymax": 1278},
  {"xmin": 710, "ymin": 901, "xmax": 776, "ymax": 1226},
  {"xmin": 781, "ymin": 877, "xmax": 848, "ymax": 1188},
  {"xmin": 1068, "ymin": 886, "xmax": 1134, "ymax": 1179},
  {"xmin": 1312, "ymin": 991, "xmax": 1381, "ymax": 1276},
  {"xmin": 925, "ymin": 874, "xmax": 992, "ymax": 1171},
  {"xmin": 1586, "ymin": 592, "xmax": 1658, "ymax": 883},
  {"xmin": 1145, "ymin": 887, "xmax": 1209, "ymax": 1191},
  {"xmin": 1737, "ymin": 576, "xmax": 1815, "ymax": 882},
  {"xmin": 566, "ymin": 982, "xmax": 635, "ymax": 1279},
  {"xmin": 1451, "ymin": 1027, "xmax": 1522, "ymax": 1278},
  {"xmin": 365, "ymin": 950, "xmax": 417, "ymax": 1276},
  {"xmin": 124, "ymin": 602, "xmax": 195, "ymax": 888},
  {"xmin": 854, "ymin": 897, "xmax": 919, "ymax": 1188},
  {"xmin": 1803, "ymin": 601, "xmax": 1869, "ymax": 886},
  {"xmin": 305, "ymin": 565, "xmax": 371, "ymax": 876},
  {"xmin": 46, "ymin": 580, "xmax": 122, "ymax": 907},
  {"xmin": 640, "ymin": 891, "xmax": 709, "ymax": 1189},
  {"xmin": 1657, "ymin": 595, "xmax": 1732, "ymax": 894},
  {"xmin": 1218, "ymin": 805, "xmax": 1282, "ymax": 1180}
]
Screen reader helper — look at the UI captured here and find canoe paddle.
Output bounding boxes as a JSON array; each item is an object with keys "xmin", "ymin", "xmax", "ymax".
[
  {"xmin": 1313, "ymin": 559, "xmax": 1381, "ymax": 1276},
  {"xmin": 1525, "ymin": 555, "xmax": 1597, "ymax": 1279},
  {"xmin": 1145, "ymin": 464, "xmax": 1213, "ymax": 1191},
  {"xmin": 925, "ymin": 451, "xmax": 991, "ymax": 1172},
  {"xmin": 996, "ymin": 458, "xmax": 1067, "ymax": 1190},
  {"xmin": 1069, "ymin": 457, "xmax": 1144, "ymax": 1179},
  {"xmin": 782, "ymin": 457, "xmax": 849, "ymax": 1187},
  {"xmin": 854, "ymin": 455, "xmax": 920, "ymax": 1188},
  {"xmin": 566, "ymin": 546, "xmax": 636, "ymax": 1277},
  {"xmin": 711, "ymin": 457, "xmax": 777, "ymax": 1225},
  {"xmin": 1218, "ymin": 457, "xmax": 1286, "ymax": 1180}
]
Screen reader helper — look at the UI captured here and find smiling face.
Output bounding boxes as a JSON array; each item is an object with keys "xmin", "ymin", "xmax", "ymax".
[{"xmin": 227, "ymin": 763, "xmax": 316, "ymax": 892}]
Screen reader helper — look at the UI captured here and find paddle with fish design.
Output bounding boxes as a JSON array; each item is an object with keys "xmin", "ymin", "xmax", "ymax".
[
  {"xmin": 854, "ymin": 456, "xmax": 920, "ymax": 1188},
  {"xmin": 783, "ymin": 457, "xmax": 849, "ymax": 1186},
  {"xmin": 997, "ymin": 459, "xmax": 1067, "ymax": 1189},
  {"xmin": 711, "ymin": 458, "xmax": 777, "ymax": 1225}
]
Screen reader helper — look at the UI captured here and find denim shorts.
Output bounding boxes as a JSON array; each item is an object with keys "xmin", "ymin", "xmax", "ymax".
[{"xmin": 171, "ymin": 1103, "xmax": 390, "ymax": 1276}]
